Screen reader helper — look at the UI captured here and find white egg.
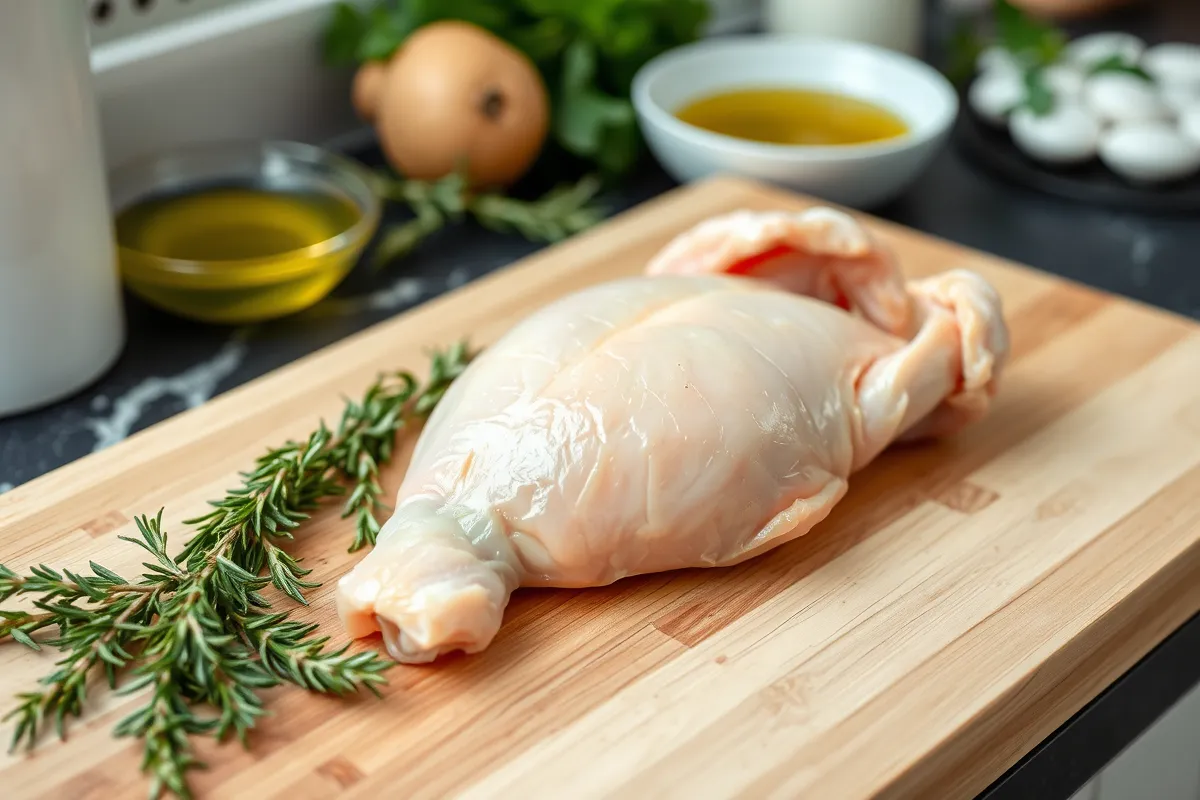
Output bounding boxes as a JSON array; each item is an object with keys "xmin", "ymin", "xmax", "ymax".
[
  {"xmin": 1142, "ymin": 43, "xmax": 1200, "ymax": 88},
  {"xmin": 1179, "ymin": 108, "xmax": 1200, "ymax": 148},
  {"xmin": 969, "ymin": 71, "xmax": 1024, "ymax": 125},
  {"xmin": 1084, "ymin": 72, "xmax": 1167, "ymax": 123},
  {"xmin": 1099, "ymin": 121, "xmax": 1200, "ymax": 183},
  {"xmin": 1160, "ymin": 83, "xmax": 1200, "ymax": 116},
  {"xmin": 1066, "ymin": 32, "xmax": 1145, "ymax": 69},
  {"xmin": 1043, "ymin": 63, "xmax": 1087, "ymax": 99},
  {"xmin": 1009, "ymin": 104, "xmax": 1101, "ymax": 164},
  {"xmin": 977, "ymin": 46, "xmax": 1022, "ymax": 79}
]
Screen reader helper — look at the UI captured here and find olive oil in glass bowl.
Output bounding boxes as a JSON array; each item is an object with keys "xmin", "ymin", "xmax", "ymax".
[{"xmin": 109, "ymin": 141, "xmax": 381, "ymax": 324}]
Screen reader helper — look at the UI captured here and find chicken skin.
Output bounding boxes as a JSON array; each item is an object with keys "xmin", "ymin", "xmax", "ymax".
[{"xmin": 336, "ymin": 208, "xmax": 1010, "ymax": 663}]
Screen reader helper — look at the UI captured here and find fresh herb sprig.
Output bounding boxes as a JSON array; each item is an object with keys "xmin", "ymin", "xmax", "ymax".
[
  {"xmin": 1, "ymin": 342, "xmax": 474, "ymax": 799},
  {"xmin": 1087, "ymin": 52, "xmax": 1153, "ymax": 81},
  {"xmin": 993, "ymin": 0, "xmax": 1066, "ymax": 72},
  {"xmin": 370, "ymin": 171, "xmax": 605, "ymax": 270},
  {"xmin": 333, "ymin": 342, "xmax": 472, "ymax": 549}
]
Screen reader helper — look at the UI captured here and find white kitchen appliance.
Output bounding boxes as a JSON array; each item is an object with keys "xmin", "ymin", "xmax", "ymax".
[{"xmin": 0, "ymin": 1, "xmax": 126, "ymax": 417}]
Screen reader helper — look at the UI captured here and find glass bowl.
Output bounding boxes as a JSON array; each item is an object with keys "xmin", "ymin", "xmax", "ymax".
[{"xmin": 109, "ymin": 140, "xmax": 382, "ymax": 324}]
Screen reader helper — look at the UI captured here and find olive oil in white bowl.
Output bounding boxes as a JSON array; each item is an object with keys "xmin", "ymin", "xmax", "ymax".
[
  {"xmin": 632, "ymin": 35, "xmax": 959, "ymax": 208},
  {"xmin": 675, "ymin": 87, "xmax": 909, "ymax": 147}
]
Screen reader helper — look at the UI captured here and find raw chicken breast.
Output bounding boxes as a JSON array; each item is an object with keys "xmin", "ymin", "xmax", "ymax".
[{"xmin": 336, "ymin": 208, "xmax": 1009, "ymax": 663}]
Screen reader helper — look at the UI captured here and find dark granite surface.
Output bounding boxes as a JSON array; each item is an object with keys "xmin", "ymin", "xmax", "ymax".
[{"xmin": 2, "ymin": 134, "xmax": 1198, "ymax": 493}]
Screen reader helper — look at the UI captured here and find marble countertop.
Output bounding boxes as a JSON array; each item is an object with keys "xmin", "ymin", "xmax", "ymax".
[{"xmin": 3, "ymin": 140, "xmax": 1199, "ymax": 494}]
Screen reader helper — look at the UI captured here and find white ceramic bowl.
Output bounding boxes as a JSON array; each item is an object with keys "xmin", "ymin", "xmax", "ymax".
[{"xmin": 632, "ymin": 35, "xmax": 959, "ymax": 208}]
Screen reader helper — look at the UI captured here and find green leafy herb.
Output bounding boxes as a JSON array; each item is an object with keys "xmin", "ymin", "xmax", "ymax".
[
  {"xmin": 994, "ymin": 0, "xmax": 1065, "ymax": 69},
  {"xmin": 370, "ymin": 171, "xmax": 605, "ymax": 270},
  {"xmin": 1088, "ymin": 53, "xmax": 1154, "ymax": 81},
  {"xmin": 1, "ymin": 343, "xmax": 474, "ymax": 799},
  {"xmin": 357, "ymin": 3, "xmax": 421, "ymax": 62},
  {"xmin": 554, "ymin": 39, "xmax": 639, "ymax": 174},
  {"xmin": 470, "ymin": 175, "xmax": 606, "ymax": 240},
  {"xmin": 946, "ymin": 18, "xmax": 987, "ymax": 87},
  {"xmin": 323, "ymin": 2, "xmax": 373, "ymax": 64},
  {"xmin": 1020, "ymin": 67, "xmax": 1056, "ymax": 116}
]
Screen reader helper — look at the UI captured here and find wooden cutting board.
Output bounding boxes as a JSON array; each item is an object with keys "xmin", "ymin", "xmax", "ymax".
[{"xmin": 3, "ymin": 176, "xmax": 1200, "ymax": 800}]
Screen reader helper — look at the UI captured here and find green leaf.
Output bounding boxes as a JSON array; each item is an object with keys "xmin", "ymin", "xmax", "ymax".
[
  {"xmin": 554, "ymin": 90, "xmax": 638, "ymax": 171},
  {"xmin": 946, "ymin": 19, "xmax": 986, "ymax": 86},
  {"xmin": 469, "ymin": 175, "xmax": 605, "ymax": 241},
  {"xmin": 429, "ymin": 0, "xmax": 514, "ymax": 33},
  {"xmin": 600, "ymin": 14, "xmax": 655, "ymax": 59},
  {"xmin": 1021, "ymin": 67, "xmax": 1055, "ymax": 116},
  {"xmin": 653, "ymin": 0, "xmax": 710, "ymax": 43},
  {"xmin": 9, "ymin": 628, "xmax": 39, "ymax": 651},
  {"xmin": 1089, "ymin": 53, "xmax": 1154, "ymax": 81},
  {"xmin": 322, "ymin": 2, "xmax": 370, "ymax": 66},
  {"xmin": 507, "ymin": 18, "xmax": 571, "ymax": 63},
  {"xmin": 554, "ymin": 39, "xmax": 638, "ymax": 171},
  {"xmin": 356, "ymin": 3, "xmax": 418, "ymax": 63},
  {"xmin": 369, "ymin": 210, "xmax": 446, "ymax": 271},
  {"xmin": 994, "ymin": 0, "xmax": 1065, "ymax": 69}
]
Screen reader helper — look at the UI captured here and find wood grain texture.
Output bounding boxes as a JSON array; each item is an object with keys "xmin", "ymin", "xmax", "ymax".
[{"xmin": 2, "ymin": 176, "xmax": 1198, "ymax": 800}]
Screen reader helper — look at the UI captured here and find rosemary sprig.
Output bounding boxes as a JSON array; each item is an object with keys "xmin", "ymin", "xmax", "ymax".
[
  {"xmin": 333, "ymin": 341, "xmax": 470, "ymax": 551},
  {"xmin": 1, "ymin": 342, "xmax": 475, "ymax": 799},
  {"xmin": 2, "ymin": 562, "xmax": 154, "ymax": 745},
  {"xmin": 248, "ymin": 616, "xmax": 390, "ymax": 694},
  {"xmin": 176, "ymin": 427, "xmax": 339, "ymax": 604},
  {"xmin": 116, "ymin": 670, "xmax": 208, "ymax": 800},
  {"xmin": 471, "ymin": 176, "xmax": 606, "ymax": 241},
  {"xmin": 370, "ymin": 171, "xmax": 605, "ymax": 269}
]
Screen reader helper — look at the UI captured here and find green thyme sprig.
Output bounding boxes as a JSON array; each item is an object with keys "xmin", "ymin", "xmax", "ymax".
[
  {"xmin": 370, "ymin": 171, "xmax": 604, "ymax": 270},
  {"xmin": 1, "ymin": 342, "xmax": 475, "ymax": 799}
]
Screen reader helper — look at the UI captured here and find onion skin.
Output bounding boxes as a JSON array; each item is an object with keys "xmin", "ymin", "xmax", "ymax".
[
  {"xmin": 373, "ymin": 21, "xmax": 550, "ymax": 189},
  {"xmin": 352, "ymin": 60, "xmax": 389, "ymax": 124}
]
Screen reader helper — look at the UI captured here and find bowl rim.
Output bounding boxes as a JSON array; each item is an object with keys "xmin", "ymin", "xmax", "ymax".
[
  {"xmin": 109, "ymin": 139, "xmax": 382, "ymax": 283},
  {"xmin": 631, "ymin": 33, "xmax": 960, "ymax": 162}
]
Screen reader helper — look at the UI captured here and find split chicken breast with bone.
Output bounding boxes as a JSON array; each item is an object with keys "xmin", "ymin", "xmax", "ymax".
[{"xmin": 336, "ymin": 207, "xmax": 1010, "ymax": 664}]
